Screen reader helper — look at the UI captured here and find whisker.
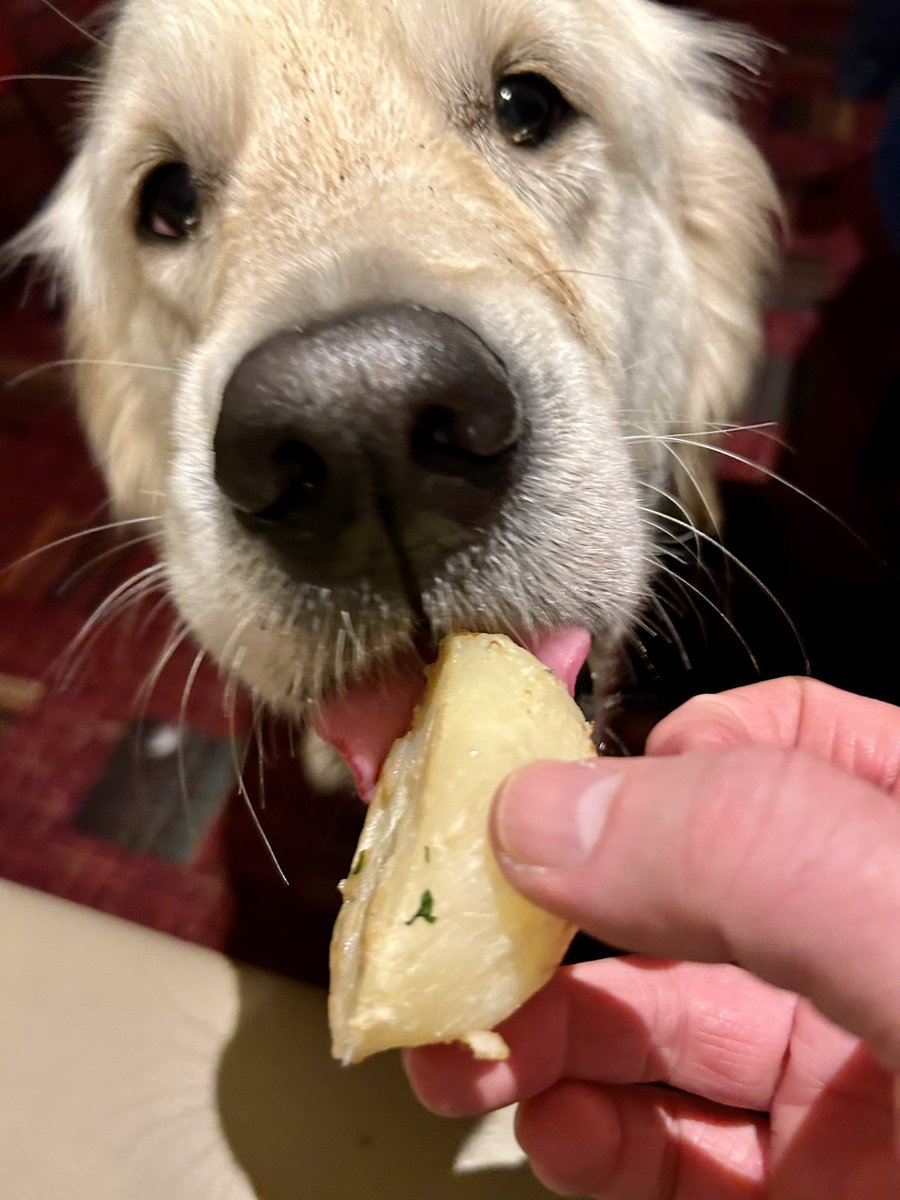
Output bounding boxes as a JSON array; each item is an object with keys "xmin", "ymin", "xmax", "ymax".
[
  {"xmin": 647, "ymin": 552, "xmax": 760, "ymax": 673},
  {"xmin": 640, "ymin": 478, "xmax": 722, "ymax": 594},
  {"xmin": 1, "ymin": 515, "xmax": 162, "ymax": 579},
  {"xmin": 53, "ymin": 563, "xmax": 167, "ymax": 686},
  {"xmin": 38, "ymin": 0, "xmax": 108, "ymax": 47},
  {"xmin": 596, "ymin": 717, "xmax": 632, "ymax": 758},
  {"xmin": 527, "ymin": 266, "xmax": 715, "ymax": 311},
  {"xmin": 136, "ymin": 591, "xmax": 177, "ymax": 639},
  {"xmin": 5, "ymin": 358, "xmax": 177, "ymax": 388},
  {"xmin": 134, "ymin": 619, "xmax": 192, "ymax": 725},
  {"xmin": 642, "ymin": 506, "xmax": 810, "ymax": 673},
  {"xmin": 645, "ymin": 590, "xmax": 691, "ymax": 670},
  {"xmin": 0, "ymin": 74, "xmax": 88, "ymax": 85},
  {"xmin": 623, "ymin": 625, "xmax": 658, "ymax": 677},
  {"xmin": 220, "ymin": 614, "xmax": 255, "ymax": 677},
  {"xmin": 661, "ymin": 440, "xmax": 722, "ymax": 539},
  {"xmin": 55, "ymin": 532, "xmax": 160, "ymax": 594},
  {"xmin": 654, "ymin": 435, "xmax": 885, "ymax": 564},
  {"xmin": 75, "ymin": 564, "xmax": 165, "ymax": 641},
  {"xmin": 340, "ymin": 608, "xmax": 365, "ymax": 660},
  {"xmin": 59, "ymin": 577, "xmax": 168, "ymax": 688},
  {"xmin": 176, "ymin": 649, "xmax": 206, "ymax": 837},
  {"xmin": 647, "ymin": 557, "xmax": 704, "ymax": 628},
  {"xmin": 642, "ymin": 476, "xmax": 706, "ymax": 565},
  {"xmin": 225, "ymin": 679, "xmax": 290, "ymax": 886},
  {"xmin": 252, "ymin": 696, "xmax": 268, "ymax": 808},
  {"xmin": 217, "ymin": 620, "xmax": 291, "ymax": 881},
  {"xmin": 629, "ymin": 603, "xmax": 667, "ymax": 645},
  {"xmin": 623, "ymin": 420, "xmax": 782, "ymax": 444}
]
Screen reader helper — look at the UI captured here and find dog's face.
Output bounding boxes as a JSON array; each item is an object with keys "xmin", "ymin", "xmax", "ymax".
[{"xmin": 17, "ymin": 0, "xmax": 775, "ymax": 715}]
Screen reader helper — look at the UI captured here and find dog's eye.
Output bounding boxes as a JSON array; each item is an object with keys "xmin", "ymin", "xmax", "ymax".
[
  {"xmin": 494, "ymin": 72, "xmax": 573, "ymax": 147},
  {"xmin": 137, "ymin": 162, "xmax": 200, "ymax": 241}
]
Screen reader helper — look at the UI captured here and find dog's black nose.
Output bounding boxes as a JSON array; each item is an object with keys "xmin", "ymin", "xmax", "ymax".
[{"xmin": 213, "ymin": 306, "xmax": 522, "ymax": 585}]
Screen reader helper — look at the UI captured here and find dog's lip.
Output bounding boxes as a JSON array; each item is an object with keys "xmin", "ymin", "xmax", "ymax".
[{"xmin": 314, "ymin": 627, "xmax": 591, "ymax": 802}]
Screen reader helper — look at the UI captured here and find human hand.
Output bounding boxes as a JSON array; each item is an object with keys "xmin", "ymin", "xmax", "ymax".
[{"xmin": 404, "ymin": 678, "xmax": 900, "ymax": 1198}]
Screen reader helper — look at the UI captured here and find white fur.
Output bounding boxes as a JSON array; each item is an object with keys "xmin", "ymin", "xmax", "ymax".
[{"xmin": 9, "ymin": 0, "xmax": 777, "ymax": 710}]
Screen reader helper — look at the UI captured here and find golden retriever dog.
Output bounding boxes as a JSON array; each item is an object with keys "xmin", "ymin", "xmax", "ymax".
[{"xmin": 11, "ymin": 0, "xmax": 776, "ymax": 784}]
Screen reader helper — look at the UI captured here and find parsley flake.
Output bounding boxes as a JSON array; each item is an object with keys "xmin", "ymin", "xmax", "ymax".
[{"xmin": 405, "ymin": 889, "xmax": 438, "ymax": 926}]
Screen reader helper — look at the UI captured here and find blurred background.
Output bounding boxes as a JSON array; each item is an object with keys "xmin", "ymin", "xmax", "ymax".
[{"xmin": 0, "ymin": 0, "xmax": 897, "ymax": 984}]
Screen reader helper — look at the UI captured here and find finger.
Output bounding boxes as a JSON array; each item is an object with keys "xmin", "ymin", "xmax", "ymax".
[
  {"xmin": 515, "ymin": 1080, "xmax": 767, "ymax": 1200},
  {"xmin": 492, "ymin": 750, "xmax": 900, "ymax": 1069},
  {"xmin": 404, "ymin": 957, "xmax": 795, "ymax": 1117},
  {"xmin": 647, "ymin": 678, "xmax": 900, "ymax": 797}
]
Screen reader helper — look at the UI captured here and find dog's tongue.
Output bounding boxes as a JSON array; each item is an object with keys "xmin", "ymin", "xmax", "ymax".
[{"xmin": 315, "ymin": 628, "xmax": 591, "ymax": 801}]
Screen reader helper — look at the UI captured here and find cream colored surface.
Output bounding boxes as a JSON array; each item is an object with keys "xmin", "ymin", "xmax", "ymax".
[{"xmin": 0, "ymin": 881, "xmax": 563, "ymax": 1200}]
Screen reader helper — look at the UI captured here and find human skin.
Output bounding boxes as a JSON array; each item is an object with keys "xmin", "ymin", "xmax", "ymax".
[{"xmin": 405, "ymin": 678, "xmax": 900, "ymax": 1199}]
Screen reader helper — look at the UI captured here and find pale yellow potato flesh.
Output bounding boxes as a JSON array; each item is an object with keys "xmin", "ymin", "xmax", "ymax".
[{"xmin": 328, "ymin": 633, "xmax": 596, "ymax": 1065}]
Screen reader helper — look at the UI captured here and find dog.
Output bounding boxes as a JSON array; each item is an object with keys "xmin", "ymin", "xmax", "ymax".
[{"xmin": 10, "ymin": 0, "xmax": 776, "ymax": 779}]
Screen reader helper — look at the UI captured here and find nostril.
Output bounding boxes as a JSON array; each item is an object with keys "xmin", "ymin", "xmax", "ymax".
[
  {"xmin": 412, "ymin": 406, "xmax": 467, "ymax": 465},
  {"xmin": 215, "ymin": 418, "xmax": 329, "ymax": 521},
  {"xmin": 264, "ymin": 439, "xmax": 328, "ymax": 512},
  {"xmin": 410, "ymin": 402, "xmax": 519, "ymax": 477},
  {"xmin": 245, "ymin": 439, "xmax": 329, "ymax": 523}
]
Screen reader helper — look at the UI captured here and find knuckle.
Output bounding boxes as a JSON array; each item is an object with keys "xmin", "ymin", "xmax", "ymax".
[
  {"xmin": 647, "ymin": 693, "xmax": 725, "ymax": 752},
  {"xmin": 677, "ymin": 745, "xmax": 802, "ymax": 904},
  {"xmin": 649, "ymin": 676, "xmax": 814, "ymax": 757},
  {"xmin": 677, "ymin": 744, "xmax": 862, "ymax": 970}
]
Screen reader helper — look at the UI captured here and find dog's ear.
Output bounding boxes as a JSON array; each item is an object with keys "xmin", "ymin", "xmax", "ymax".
[
  {"xmin": 663, "ymin": 15, "xmax": 780, "ymax": 514},
  {"xmin": 580, "ymin": 1, "xmax": 778, "ymax": 518},
  {"xmin": 2, "ymin": 156, "xmax": 102, "ymax": 310},
  {"xmin": 1, "ymin": 199, "xmax": 58, "ymax": 292},
  {"xmin": 4, "ymin": 160, "xmax": 170, "ymax": 521},
  {"xmin": 673, "ymin": 22, "xmax": 779, "ymax": 413}
]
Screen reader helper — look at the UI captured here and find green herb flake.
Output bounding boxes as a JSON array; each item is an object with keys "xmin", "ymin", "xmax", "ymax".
[
  {"xmin": 405, "ymin": 889, "xmax": 438, "ymax": 926},
  {"xmin": 351, "ymin": 850, "xmax": 367, "ymax": 876},
  {"xmin": 424, "ymin": 846, "xmax": 431, "ymax": 863}
]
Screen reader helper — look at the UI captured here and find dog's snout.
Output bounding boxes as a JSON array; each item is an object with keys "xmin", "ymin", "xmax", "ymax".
[{"xmin": 213, "ymin": 305, "xmax": 522, "ymax": 584}]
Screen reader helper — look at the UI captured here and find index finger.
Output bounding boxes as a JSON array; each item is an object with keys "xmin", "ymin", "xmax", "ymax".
[
  {"xmin": 647, "ymin": 678, "xmax": 900, "ymax": 797},
  {"xmin": 492, "ymin": 747, "xmax": 900, "ymax": 1070},
  {"xmin": 404, "ymin": 956, "xmax": 797, "ymax": 1118}
]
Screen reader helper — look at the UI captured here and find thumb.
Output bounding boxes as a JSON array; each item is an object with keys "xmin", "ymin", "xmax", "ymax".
[{"xmin": 491, "ymin": 749, "xmax": 900, "ymax": 1070}]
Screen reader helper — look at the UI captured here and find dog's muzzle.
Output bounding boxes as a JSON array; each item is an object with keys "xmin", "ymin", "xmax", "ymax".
[{"xmin": 213, "ymin": 305, "xmax": 523, "ymax": 589}]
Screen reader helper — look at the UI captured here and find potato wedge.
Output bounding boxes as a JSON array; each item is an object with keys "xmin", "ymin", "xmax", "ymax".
[{"xmin": 329, "ymin": 633, "xmax": 596, "ymax": 1065}]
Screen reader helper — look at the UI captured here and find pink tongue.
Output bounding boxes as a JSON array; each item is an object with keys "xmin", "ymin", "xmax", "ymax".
[{"xmin": 315, "ymin": 628, "xmax": 591, "ymax": 802}]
